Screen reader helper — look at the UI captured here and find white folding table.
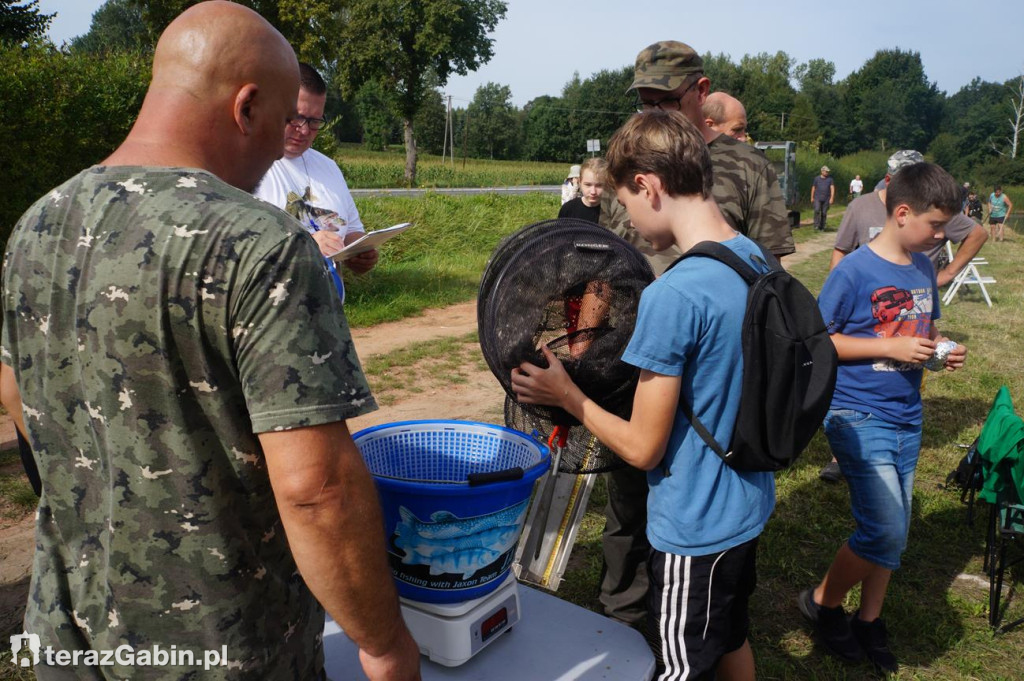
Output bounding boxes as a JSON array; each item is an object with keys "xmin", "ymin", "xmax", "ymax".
[{"xmin": 323, "ymin": 585, "xmax": 656, "ymax": 681}]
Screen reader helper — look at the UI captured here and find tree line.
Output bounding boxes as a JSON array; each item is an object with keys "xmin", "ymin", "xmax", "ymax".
[
  {"xmin": 4, "ymin": 0, "xmax": 1024, "ymax": 239},
  {"xmin": 454, "ymin": 50, "xmax": 1024, "ymax": 187}
]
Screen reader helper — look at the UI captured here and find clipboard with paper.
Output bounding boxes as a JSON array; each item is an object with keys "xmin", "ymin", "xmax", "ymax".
[{"xmin": 327, "ymin": 222, "xmax": 412, "ymax": 261}]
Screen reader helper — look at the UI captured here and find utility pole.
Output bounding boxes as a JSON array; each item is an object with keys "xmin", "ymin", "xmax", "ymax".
[
  {"xmin": 780, "ymin": 112, "xmax": 786, "ymax": 132},
  {"xmin": 461, "ymin": 108, "xmax": 470, "ymax": 169},
  {"xmin": 448, "ymin": 95, "xmax": 455, "ymax": 165},
  {"xmin": 442, "ymin": 95, "xmax": 453, "ymax": 165}
]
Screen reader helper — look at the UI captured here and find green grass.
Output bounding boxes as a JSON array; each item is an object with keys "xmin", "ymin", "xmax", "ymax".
[
  {"xmin": 361, "ymin": 332, "xmax": 484, "ymax": 405},
  {"xmin": 343, "ymin": 192, "xmax": 559, "ymax": 327}
]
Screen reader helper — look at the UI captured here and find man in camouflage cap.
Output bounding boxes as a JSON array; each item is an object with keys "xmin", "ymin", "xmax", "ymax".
[
  {"xmin": 0, "ymin": 3, "xmax": 420, "ymax": 680},
  {"xmin": 629, "ymin": 40, "xmax": 705, "ymax": 92},
  {"xmin": 596, "ymin": 39, "xmax": 793, "ymax": 641},
  {"xmin": 600, "ymin": 40, "xmax": 793, "ymax": 275}
]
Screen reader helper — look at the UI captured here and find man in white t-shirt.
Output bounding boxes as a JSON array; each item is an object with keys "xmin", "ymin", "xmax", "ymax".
[
  {"xmin": 849, "ymin": 175, "xmax": 863, "ymax": 198},
  {"xmin": 255, "ymin": 63, "xmax": 377, "ymax": 300}
]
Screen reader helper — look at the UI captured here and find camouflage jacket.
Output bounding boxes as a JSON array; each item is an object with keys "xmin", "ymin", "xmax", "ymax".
[
  {"xmin": 1, "ymin": 167, "xmax": 377, "ymax": 679},
  {"xmin": 600, "ymin": 132, "xmax": 795, "ymax": 275}
]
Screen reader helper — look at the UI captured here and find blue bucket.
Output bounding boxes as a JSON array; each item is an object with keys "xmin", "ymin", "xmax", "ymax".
[{"xmin": 353, "ymin": 420, "xmax": 549, "ymax": 604}]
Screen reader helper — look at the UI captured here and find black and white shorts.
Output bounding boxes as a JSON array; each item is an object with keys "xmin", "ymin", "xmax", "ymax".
[{"xmin": 648, "ymin": 537, "xmax": 759, "ymax": 681}]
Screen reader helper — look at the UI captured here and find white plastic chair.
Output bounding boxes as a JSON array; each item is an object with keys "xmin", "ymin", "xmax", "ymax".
[{"xmin": 942, "ymin": 241, "xmax": 995, "ymax": 307}]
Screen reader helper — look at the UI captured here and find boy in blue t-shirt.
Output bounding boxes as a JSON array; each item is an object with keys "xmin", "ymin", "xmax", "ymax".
[
  {"xmin": 512, "ymin": 110, "xmax": 775, "ymax": 681},
  {"xmin": 799, "ymin": 163, "xmax": 968, "ymax": 674}
]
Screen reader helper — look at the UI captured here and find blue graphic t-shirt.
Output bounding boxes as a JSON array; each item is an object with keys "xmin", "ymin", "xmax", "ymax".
[
  {"xmin": 818, "ymin": 246, "xmax": 940, "ymax": 425},
  {"xmin": 622, "ymin": 235, "xmax": 776, "ymax": 556}
]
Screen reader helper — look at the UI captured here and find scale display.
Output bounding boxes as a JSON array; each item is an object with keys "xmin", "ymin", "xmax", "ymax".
[{"xmin": 480, "ymin": 607, "xmax": 508, "ymax": 643}]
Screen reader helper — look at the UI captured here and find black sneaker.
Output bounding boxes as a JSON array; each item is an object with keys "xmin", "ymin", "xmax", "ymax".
[
  {"xmin": 797, "ymin": 589, "xmax": 863, "ymax": 662},
  {"xmin": 850, "ymin": 611, "xmax": 899, "ymax": 675},
  {"xmin": 819, "ymin": 460, "xmax": 844, "ymax": 483}
]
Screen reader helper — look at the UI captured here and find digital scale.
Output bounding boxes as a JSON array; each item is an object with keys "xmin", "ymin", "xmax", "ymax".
[
  {"xmin": 323, "ymin": 579, "xmax": 656, "ymax": 680},
  {"xmin": 399, "ymin": 575, "xmax": 521, "ymax": 667}
]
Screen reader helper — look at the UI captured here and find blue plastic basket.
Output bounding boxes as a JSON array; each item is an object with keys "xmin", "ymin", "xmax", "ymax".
[{"xmin": 353, "ymin": 420, "xmax": 549, "ymax": 603}]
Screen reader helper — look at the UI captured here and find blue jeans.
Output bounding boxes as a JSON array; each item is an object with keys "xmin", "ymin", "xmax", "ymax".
[{"xmin": 824, "ymin": 409, "xmax": 922, "ymax": 570}]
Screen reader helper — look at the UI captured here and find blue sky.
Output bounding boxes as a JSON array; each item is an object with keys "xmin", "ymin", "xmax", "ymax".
[{"xmin": 39, "ymin": 0, "xmax": 1024, "ymax": 107}]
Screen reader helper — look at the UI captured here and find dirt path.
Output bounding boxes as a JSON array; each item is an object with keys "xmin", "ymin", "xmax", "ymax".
[
  {"xmin": 0, "ymin": 228, "xmax": 837, "ymax": 641},
  {"xmin": 350, "ymin": 301, "xmax": 478, "ymax": 357},
  {"xmin": 782, "ymin": 228, "xmax": 836, "ymax": 268}
]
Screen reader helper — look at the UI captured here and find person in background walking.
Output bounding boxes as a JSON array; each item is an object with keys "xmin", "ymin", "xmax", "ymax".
[
  {"xmin": 849, "ymin": 175, "xmax": 863, "ymax": 199},
  {"xmin": 987, "ymin": 186, "xmax": 1013, "ymax": 242},
  {"xmin": 811, "ymin": 165, "xmax": 835, "ymax": 231}
]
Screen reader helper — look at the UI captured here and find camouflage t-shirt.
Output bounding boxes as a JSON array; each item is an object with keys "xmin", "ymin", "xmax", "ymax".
[
  {"xmin": 1, "ymin": 167, "xmax": 377, "ymax": 679},
  {"xmin": 600, "ymin": 132, "xmax": 795, "ymax": 275}
]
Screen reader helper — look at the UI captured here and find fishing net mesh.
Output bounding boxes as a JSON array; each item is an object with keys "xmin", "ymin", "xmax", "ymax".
[{"xmin": 478, "ymin": 219, "xmax": 654, "ymax": 473}]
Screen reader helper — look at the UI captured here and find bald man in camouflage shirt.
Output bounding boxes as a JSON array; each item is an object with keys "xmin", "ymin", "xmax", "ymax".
[
  {"xmin": 596, "ymin": 40, "xmax": 793, "ymax": 635},
  {"xmin": 0, "ymin": 3, "xmax": 419, "ymax": 680}
]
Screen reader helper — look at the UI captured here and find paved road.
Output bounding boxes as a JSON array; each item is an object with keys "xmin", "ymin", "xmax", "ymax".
[{"xmin": 350, "ymin": 185, "xmax": 560, "ymax": 198}]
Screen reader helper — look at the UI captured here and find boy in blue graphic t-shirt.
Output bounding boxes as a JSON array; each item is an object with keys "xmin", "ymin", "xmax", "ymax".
[
  {"xmin": 799, "ymin": 163, "xmax": 968, "ymax": 674},
  {"xmin": 512, "ymin": 110, "xmax": 775, "ymax": 681}
]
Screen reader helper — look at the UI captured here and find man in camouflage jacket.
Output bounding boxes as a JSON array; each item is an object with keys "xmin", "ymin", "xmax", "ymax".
[
  {"xmin": 600, "ymin": 41, "xmax": 794, "ymax": 276},
  {"xmin": 0, "ymin": 3, "xmax": 420, "ymax": 680},
  {"xmin": 595, "ymin": 40, "xmax": 794, "ymax": 635}
]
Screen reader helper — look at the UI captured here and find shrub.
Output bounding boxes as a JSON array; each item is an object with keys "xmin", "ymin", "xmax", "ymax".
[{"xmin": 0, "ymin": 44, "xmax": 150, "ymax": 253}]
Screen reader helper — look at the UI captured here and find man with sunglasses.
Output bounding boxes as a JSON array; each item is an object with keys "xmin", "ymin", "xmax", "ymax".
[
  {"xmin": 596, "ymin": 40, "xmax": 793, "ymax": 643},
  {"xmin": 256, "ymin": 63, "xmax": 377, "ymax": 301},
  {"xmin": 600, "ymin": 41, "xmax": 793, "ymax": 276}
]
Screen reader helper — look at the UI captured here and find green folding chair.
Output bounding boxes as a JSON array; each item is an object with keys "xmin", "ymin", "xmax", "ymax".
[{"xmin": 976, "ymin": 386, "xmax": 1024, "ymax": 631}]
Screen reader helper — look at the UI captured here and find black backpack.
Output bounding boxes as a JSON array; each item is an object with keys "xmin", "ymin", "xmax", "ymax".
[{"xmin": 668, "ymin": 241, "xmax": 838, "ymax": 472}]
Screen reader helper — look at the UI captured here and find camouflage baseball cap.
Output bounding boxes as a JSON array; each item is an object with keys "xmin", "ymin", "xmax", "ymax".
[
  {"xmin": 628, "ymin": 41, "xmax": 704, "ymax": 93},
  {"xmin": 887, "ymin": 149, "xmax": 924, "ymax": 175}
]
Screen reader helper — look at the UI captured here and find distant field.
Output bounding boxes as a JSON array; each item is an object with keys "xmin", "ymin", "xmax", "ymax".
[{"xmin": 325, "ymin": 143, "xmax": 568, "ymax": 189}]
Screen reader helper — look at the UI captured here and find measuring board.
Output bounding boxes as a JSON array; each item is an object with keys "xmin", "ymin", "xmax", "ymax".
[{"xmin": 513, "ymin": 438, "xmax": 602, "ymax": 590}]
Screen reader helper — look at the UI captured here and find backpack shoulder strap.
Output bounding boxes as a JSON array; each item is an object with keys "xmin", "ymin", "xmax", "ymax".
[
  {"xmin": 679, "ymin": 397, "xmax": 729, "ymax": 459},
  {"xmin": 665, "ymin": 240, "xmax": 780, "ymax": 284}
]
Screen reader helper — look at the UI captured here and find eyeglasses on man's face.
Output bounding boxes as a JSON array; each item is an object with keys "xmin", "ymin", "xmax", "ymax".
[
  {"xmin": 287, "ymin": 115, "xmax": 328, "ymax": 132},
  {"xmin": 633, "ymin": 78, "xmax": 700, "ymax": 113}
]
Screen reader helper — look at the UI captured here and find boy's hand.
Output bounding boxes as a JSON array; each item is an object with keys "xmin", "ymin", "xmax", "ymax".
[
  {"xmin": 943, "ymin": 342, "xmax": 968, "ymax": 371},
  {"xmin": 511, "ymin": 345, "xmax": 578, "ymax": 409},
  {"xmin": 888, "ymin": 336, "xmax": 936, "ymax": 364}
]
